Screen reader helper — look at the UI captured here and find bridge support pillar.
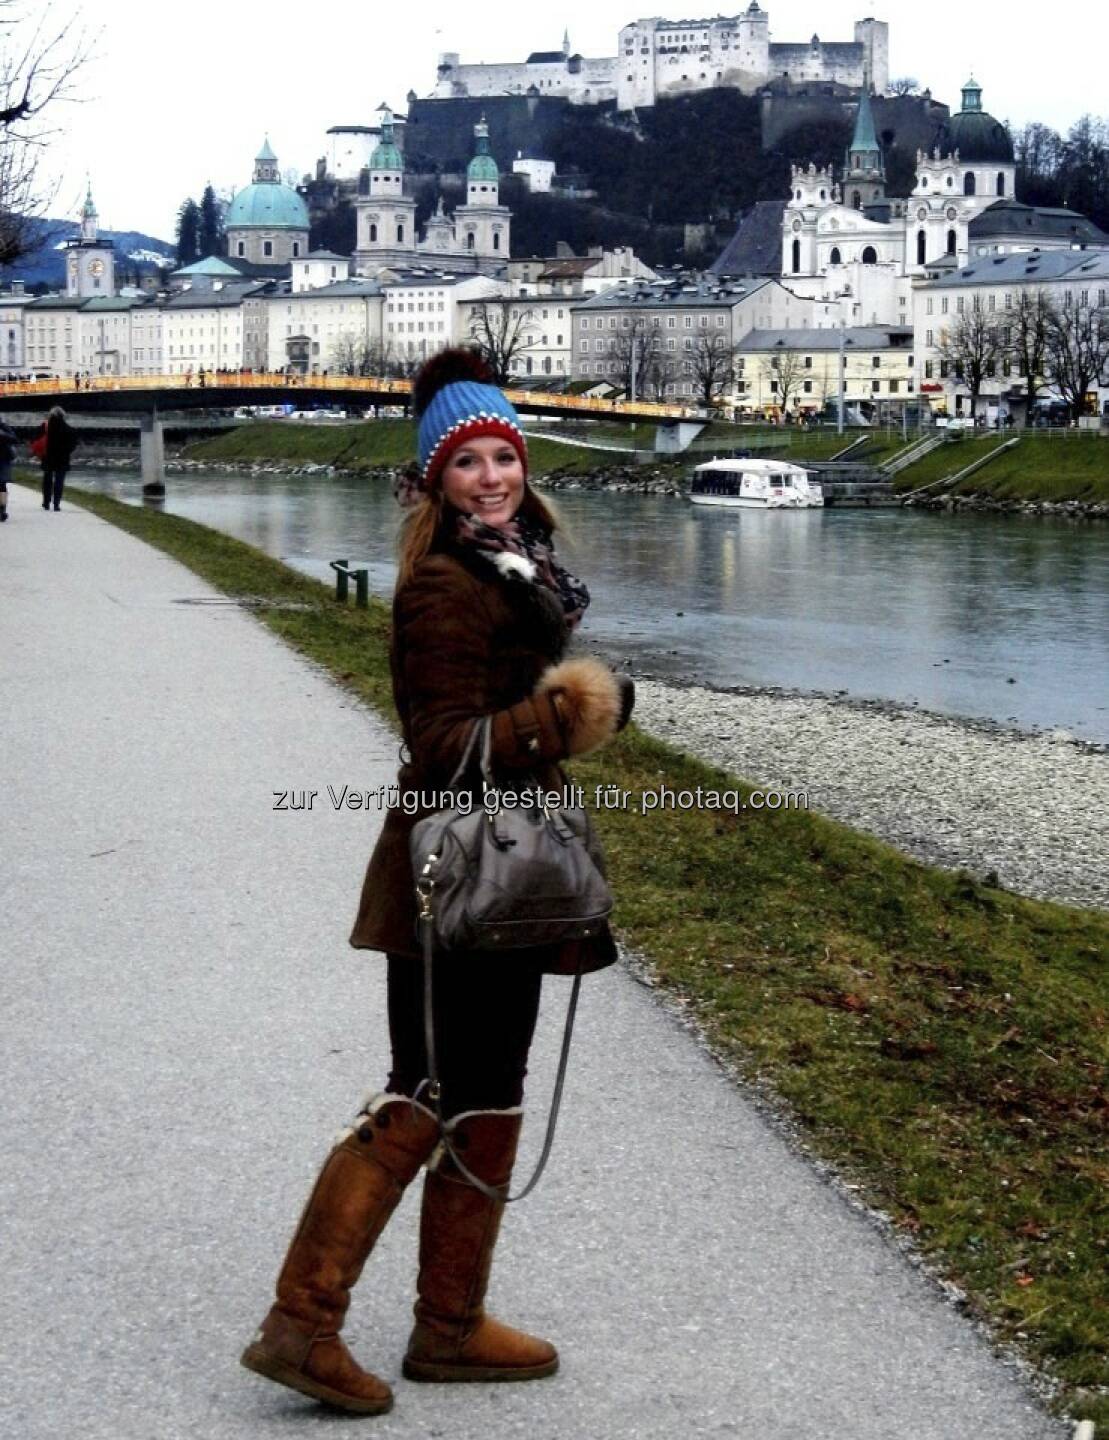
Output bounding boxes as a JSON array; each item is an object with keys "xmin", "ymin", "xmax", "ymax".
[
  {"xmin": 140, "ymin": 414, "xmax": 165, "ymax": 497},
  {"xmin": 654, "ymin": 421, "xmax": 706, "ymax": 454}
]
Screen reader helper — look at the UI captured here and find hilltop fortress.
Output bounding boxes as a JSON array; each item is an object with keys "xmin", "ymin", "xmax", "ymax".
[{"xmin": 432, "ymin": 6, "xmax": 889, "ymax": 111}]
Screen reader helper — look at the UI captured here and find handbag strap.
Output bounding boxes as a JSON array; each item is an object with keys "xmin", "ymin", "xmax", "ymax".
[
  {"xmin": 417, "ymin": 905, "xmax": 583, "ymax": 1206},
  {"xmin": 446, "ymin": 717, "xmax": 488, "ymax": 789}
]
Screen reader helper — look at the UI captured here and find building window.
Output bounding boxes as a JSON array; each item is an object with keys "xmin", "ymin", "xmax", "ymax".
[
  {"xmin": 369, "ymin": 223, "xmax": 378, "ymax": 242},
  {"xmin": 829, "ymin": 246, "xmax": 841, "ymax": 265},
  {"xmin": 917, "ymin": 230, "xmax": 926, "ymax": 265},
  {"xmin": 237, "ymin": 241, "xmax": 245, "ymax": 257},
  {"xmin": 791, "ymin": 238, "xmax": 801, "ymax": 273},
  {"xmin": 997, "ymin": 172, "xmax": 1006, "ymax": 197},
  {"xmin": 493, "ymin": 233, "xmax": 500, "ymax": 251},
  {"xmin": 398, "ymin": 225, "xmax": 406, "ymax": 244},
  {"xmin": 263, "ymin": 240, "xmax": 273, "ymax": 257},
  {"xmin": 862, "ymin": 246, "xmax": 877, "ymax": 265},
  {"xmin": 872, "ymin": 380, "xmax": 880, "ymax": 393},
  {"xmin": 292, "ymin": 242, "xmax": 300, "ymax": 257},
  {"xmin": 964, "ymin": 172, "xmax": 976, "ymax": 197},
  {"xmin": 946, "ymin": 229, "xmax": 956, "ymax": 255}
]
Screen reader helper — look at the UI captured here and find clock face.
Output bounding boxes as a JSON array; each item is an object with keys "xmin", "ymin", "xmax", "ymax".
[{"xmin": 89, "ymin": 258, "xmax": 105, "ymax": 276}]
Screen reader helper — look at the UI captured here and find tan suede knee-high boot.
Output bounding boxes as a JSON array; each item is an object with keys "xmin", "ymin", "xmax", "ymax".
[
  {"xmin": 242, "ymin": 1093, "xmax": 439, "ymax": 1414},
  {"xmin": 403, "ymin": 1108, "xmax": 558, "ymax": 1383}
]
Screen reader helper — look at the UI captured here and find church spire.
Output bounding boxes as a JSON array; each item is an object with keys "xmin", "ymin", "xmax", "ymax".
[
  {"xmin": 80, "ymin": 180, "xmax": 98, "ymax": 242},
  {"xmin": 844, "ymin": 74, "xmax": 885, "ymax": 207}
]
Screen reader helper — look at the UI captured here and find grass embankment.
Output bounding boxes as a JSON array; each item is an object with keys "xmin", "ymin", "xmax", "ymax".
[
  {"xmin": 183, "ymin": 419, "xmax": 909, "ymax": 475},
  {"xmin": 894, "ymin": 434, "xmax": 1109, "ymax": 503},
  {"xmin": 52, "ymin": 482, "xmax": 1109, "ymax": 1428},
  {"xmin": 181, "ymin": 420, "xmax": 603, "ymax": 476}
]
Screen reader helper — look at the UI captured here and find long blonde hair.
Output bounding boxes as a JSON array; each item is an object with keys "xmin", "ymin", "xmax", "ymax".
[{"xmin": 396, "ymin": 479, "xmax": 561, "ymax": 591}]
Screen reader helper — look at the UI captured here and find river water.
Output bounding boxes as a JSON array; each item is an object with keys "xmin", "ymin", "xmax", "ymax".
[{"xmin": 75, "ymin": 468, "xmax": 1109, "ymax": 742}]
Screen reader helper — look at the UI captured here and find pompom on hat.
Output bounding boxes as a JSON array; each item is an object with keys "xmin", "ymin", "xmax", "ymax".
[{"xmin": 413, "ymin": 348, "xmax": 528, "ymax": 493}]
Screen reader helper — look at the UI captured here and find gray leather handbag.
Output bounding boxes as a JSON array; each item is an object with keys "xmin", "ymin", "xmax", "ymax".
[
  {"xmin": 410, "ymin": 716, "xmax": 613, "ymax": 1201},
  {"xmin": 411, "ymin": 717, "xmax": 613, "ymax": 953}
]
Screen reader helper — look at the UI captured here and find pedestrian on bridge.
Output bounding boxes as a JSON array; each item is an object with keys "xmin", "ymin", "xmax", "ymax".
[
  {"xmin": 242, "ymin": 347, "xmax": 633, "ymax": 1417},
  {"xmin": 34, "ymin": 407, "xmax": 78, "ymax": 512}
]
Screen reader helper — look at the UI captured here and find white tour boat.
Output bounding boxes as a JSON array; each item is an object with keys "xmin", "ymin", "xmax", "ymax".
[{"xmin": 690, "ymin": 458, "xmax": 824, "ymax": 509}]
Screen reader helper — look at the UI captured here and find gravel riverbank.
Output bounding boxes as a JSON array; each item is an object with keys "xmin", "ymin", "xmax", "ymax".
[{"xmin": 631, "ymin": 678, "xmax": 1108, "ymax": 911}]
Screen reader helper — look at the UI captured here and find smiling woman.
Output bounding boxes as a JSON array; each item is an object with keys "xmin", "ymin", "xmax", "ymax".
[{"xmin": 241, "ymin": 345, "xmax": 633, "ymax": 1415}]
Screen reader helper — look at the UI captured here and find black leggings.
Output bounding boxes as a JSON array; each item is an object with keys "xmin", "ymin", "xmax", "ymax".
[{"xmin": 385, "ymin": 952, "xmax": 544, "ymax": 1118}]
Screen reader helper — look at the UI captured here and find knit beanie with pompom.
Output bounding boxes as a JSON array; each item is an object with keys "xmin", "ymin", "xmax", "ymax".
[{"xmin": 413, "ymin": 348, "xmax": 528, "ymax": 492}]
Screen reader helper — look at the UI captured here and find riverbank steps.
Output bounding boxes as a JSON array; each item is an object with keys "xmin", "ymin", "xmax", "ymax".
[{"xmin": 632, "ymin": 679, "xmax": 1108, "ymax": 912}]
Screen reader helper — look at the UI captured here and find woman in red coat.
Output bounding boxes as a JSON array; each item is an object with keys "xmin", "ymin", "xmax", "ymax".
[{"xmin": 242, "ymin": 350, "xmax": 632, "ymax": 1416}]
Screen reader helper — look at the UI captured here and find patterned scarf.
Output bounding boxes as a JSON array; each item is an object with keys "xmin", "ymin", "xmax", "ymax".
[{"xmin": 454, "ymin": 508, "xmax": 591, "ymax": 630}]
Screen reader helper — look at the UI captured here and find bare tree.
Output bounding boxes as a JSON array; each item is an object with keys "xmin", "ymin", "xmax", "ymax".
[
  {"xmin": 1007, "ymin": 289, "xmax": 1053, "ymax": 425},
  {"xmin": 888, "ymin": 76, "xmax": 919, "ymax": 97},
  {"xmin": 936, "ymin": 307, "xmax": 1004, "ymax": 420},
  {"xmin": 762, "ymin": 348, "xmax": 805, "ymax": 416},
  {"xmin": 609, "ymin": 316, "xmax": 659, "ymax": 397},
  {"xmin": 329, "ymin": 330, "xmax": 384, "ymax": 377},
  {"xmin": 1044, "ymin": 298, "xmax": 1109, "ymax": 423},
  {"xmin": 467, "ymin": 299, "xmax": 538, "ymax": 383},
  {"xmin": 640, "ymin": 342, "xmax": 676, "ymax": 401},
  {"xmin": 0, "ymin": 2, "xmax": 94, "ymax": 265},
  {"xmin": 689, "ymin": 332, "xmax": 736, "ymax": 409}
]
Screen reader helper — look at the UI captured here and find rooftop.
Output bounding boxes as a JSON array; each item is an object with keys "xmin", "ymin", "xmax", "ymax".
[
  {"xmin": 737, "ymin": 326, "xmax": 913, "ymax": 351},
  {"xmin": 575, "ymin": 276, "xmax": 771, "ymax": 309},
  {"xmin": 922, "ymin": 249, "xmax": 1109, "ymax": 288}
]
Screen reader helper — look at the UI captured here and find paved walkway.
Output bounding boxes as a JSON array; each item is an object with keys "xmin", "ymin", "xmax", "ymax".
[{"xmin": 1, "ymin": 483, "xmax": 1067, "ymax": 1440}]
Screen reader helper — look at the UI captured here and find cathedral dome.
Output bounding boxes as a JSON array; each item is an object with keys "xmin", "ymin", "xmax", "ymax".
[
  {"xmin": 935, "ymin": 79, "xmax": 1014, "ymax": 164},
  {"xmin": 225, "ymin": 181, "xmax": 309, "ymax": 230},
  {"xmin": 226, "ymin": 140, "xmax": 308, "ymax": 230}
]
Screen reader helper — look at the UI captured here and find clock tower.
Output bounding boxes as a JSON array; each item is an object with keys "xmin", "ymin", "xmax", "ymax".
[{"xmin": 65, "ymin": 183, "xmax": 116, "ymax": 298}]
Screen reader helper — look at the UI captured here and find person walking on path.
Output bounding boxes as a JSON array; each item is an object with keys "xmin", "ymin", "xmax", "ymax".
[
  {"xmin": 34, "ymin": 407, "xmax": 79, "ymax": 512},
  {"xmin": 0, "ymin": 417, "xmax": 16, "ymax": 520},
  {"xmin": 241, "ymin": 347, "xmax": 633, "ymax": 1417}
]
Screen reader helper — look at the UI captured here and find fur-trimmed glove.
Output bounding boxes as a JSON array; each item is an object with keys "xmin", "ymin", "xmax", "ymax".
[{"xmin": 536, "ymin": 657, "xmax": 625, "ymax": 757}]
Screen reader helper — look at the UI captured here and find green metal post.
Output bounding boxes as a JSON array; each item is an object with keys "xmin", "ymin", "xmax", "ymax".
[
  {"xmin": 335, "ymin": 560, "xmax": 349, "ymax": 602},
  {"xmin": 355, "ymin": 571, "xmax": 369, "ymax": 608}
]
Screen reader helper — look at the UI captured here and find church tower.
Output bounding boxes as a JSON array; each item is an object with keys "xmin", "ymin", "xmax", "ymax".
[
  {"xmin": 65, "ymin": 182, "xmax": 116, "ymax": 298},
  {"xmin": 453, "ymin": 118, "xmax": 511, "ymax": 274},
  {"xmin": 844, "ymin": 82, "xmax": 885, "ymax": 209},
  {"xmin": 354, "ymin": 103, "xmax": 418, "ymax": 270}
]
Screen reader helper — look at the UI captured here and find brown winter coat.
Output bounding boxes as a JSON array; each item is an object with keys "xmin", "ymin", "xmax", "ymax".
[{"xmin": 349, "ymin": 538, "xmax": 620, "ymax": 975}]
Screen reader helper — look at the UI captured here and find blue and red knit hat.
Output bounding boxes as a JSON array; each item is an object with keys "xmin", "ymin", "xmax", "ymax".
[{"xmin": 414, "ymin": 349, "xmax": 528, "ymax": 492}]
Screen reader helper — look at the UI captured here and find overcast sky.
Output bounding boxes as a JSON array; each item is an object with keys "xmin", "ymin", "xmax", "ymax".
[{"xmin": 36, "ymin": 0, "xmax": 1109, "ymax": 243}]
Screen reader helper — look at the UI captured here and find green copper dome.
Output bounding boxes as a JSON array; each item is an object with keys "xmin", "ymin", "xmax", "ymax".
[
  {"xmin": 468, "ymin": 152, "xmax": 499, "ymax": 182},
  {"xmin": 935, "ymin": 80, "xmax": 1013, "ymax": 164},
  {"xmin": 225, "ymin": 181, "xmax": 309, "ymax": 230},
  {"xmin": 370, "ymin": 105, "xmax": 403, "ymax": 172},
  {"xmin": 467, "ymin": 117, "xmax": 499, "ymax": 183}
]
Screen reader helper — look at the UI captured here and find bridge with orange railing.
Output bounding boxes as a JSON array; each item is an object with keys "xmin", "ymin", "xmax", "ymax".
[{"xmin": 0, "ymin": 372, "xmax": 705, "ymax": 424}]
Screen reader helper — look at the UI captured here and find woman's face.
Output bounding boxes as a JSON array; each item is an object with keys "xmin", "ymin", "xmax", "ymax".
[{"xmin": 440, "ymin": 436, "xmax": 525, "ymax": 529}]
